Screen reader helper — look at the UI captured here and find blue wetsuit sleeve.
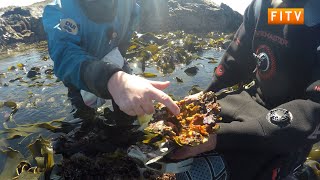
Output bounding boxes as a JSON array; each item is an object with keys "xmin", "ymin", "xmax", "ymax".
[
  {"xmin": 43, "ymin": 4, "xmax": 122, "ymax": 98},
  {"xmin": 43, "ymin": 4, "xmax": 93, "ymax": 91}
]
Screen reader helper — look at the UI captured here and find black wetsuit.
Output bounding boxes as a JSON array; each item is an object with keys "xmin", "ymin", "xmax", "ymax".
[{"xmin": 205, "ymin": 0, "xmax": 320, "ymax": 179}]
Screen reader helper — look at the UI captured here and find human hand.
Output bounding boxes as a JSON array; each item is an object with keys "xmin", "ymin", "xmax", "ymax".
[
  {"xmin": 169, "ymin": 134, "xmax": 217, "ymax": 160},
  {"xmin": 108, "ymin": 71, "xmax": 180, "ymax": 116},
  {"xmin": 184, "ymin": 91, "xmax": 203, "ymax": 103}
]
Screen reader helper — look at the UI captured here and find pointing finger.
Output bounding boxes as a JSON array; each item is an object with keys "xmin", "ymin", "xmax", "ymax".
[
  {"xmin": 150, "ymin": 88, "xmax": 180, "ymax": 116},
  {"xmin": 149, "ymin": 80, "xmax": 170, "ymax": 90}
]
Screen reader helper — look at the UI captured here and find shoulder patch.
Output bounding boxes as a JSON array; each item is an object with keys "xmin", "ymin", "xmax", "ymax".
[
  {"xmin": 266, "ymin": 108, "xmax": 292, "ymax": 128},
  {"xmin": 60, "ymin": 18, "xmax": 79, "ymax": 35}
]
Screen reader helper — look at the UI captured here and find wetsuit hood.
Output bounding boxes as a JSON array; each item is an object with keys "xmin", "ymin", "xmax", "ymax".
[{"xmin": 78, "ymin": 0, "xmax": 117, "ymax": 23}]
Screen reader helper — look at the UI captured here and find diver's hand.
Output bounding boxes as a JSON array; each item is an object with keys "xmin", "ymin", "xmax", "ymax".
[
  {"xmin": 169, "ymin": 134, "xmax": 217, "ymax": 160},
  {"xmin": 184, "ymin": 91, "xmax": 203, "ymax": 103},
  {"xmin": 108, "ymin": 71, "xmax": 180, "ymax": 116}
]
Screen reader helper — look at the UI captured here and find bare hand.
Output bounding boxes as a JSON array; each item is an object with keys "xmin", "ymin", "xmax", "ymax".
[
  {"xmin": 108, "ymin": 71, "xmax": 180, "ymax": 116},
  {"xmin": 169, "ymin": 134, "xmax": 217, "ymax": 160},
  {"xmin": 184, "ymin": 91, "xmax": 203, "ymax": 103}
]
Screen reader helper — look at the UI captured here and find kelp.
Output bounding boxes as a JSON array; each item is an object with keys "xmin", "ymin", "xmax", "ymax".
[
  {"xmin": 0, "ymin": 118, "xmax": 64, "ymax": 141},
  {"xmin": 0, "ymin": 147, "xmax": 24, "ymax": 179},
  {"xmin": 28, "ymin": 137, "xmax": 55, "ymax": 171},
  {"xmin": 1, "ymin": 101, "xmax": 18, "ymax": 122},
  {"xmin": 0, "ymin": 137, "xmax": 55, "ymax": 180},
  {"xmin": 9, "ymin": 77, "xmax": 23, "ymax": 83},
  {"xmin": 41, "ymin": 56, "xmax": 49, "ymax": 61},
  {"xmin": 3, "ymin": 63, "xmax": 59, "ymax": 89},
  {"xmin": 16, "ymin": 63, "xmax": 25, "ymax": 70},
  {"xmin": 0, "ymin": 73, "xmax": 6, "ymax": 78},
  {"xmin": 206, "ymin": 57, "xmax": 219, "ymax": 64},
  {"xmin": 308, "ymin": 144, "xmax": 320, "ymax": 161},
  {"xmin": 126, "ymin": 31, "xmax": 226, "ymax": 75},
  {"xmin": 142, "ymin": 72, "xmax": 158, "ymax": 78},
  {"xmin": 8, "ymin": 66, "xmax": 17, "ymax": 71}
]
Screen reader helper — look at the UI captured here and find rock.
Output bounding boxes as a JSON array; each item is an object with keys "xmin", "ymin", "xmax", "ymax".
[
  {"xmin": 0, "ymin": 2, "xmax": 48, "ymax": 49},
  {"xmin": 139, "ymin": 0, "xmax": 170, "ymax": 32},
  {"xmin": 27, "ymin": 70, "xmax": 40, "ymax": 78},
  {"xmin": 1, "ymin": 7, "xmax": 31, "ymax": 17},
  {"xmin": 188, "ymin": 85, "xmax": 202, "ymax": 95},
  {"xmin": 139, "ymin": 0, "xmax": 243, "ymax": 33},
  {"xmin": 184, "ymin": 66, "xmax": 199, "ymax": 76}
]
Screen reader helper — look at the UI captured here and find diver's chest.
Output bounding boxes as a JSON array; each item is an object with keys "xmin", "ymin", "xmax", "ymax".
[{"xmin": 252, "ymin": 24, "xmax": 314, "ymax": 78}]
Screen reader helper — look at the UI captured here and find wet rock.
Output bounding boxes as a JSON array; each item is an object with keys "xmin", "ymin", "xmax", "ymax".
[
  {"xmin": 27, "ymin": 70, "xmax": 40, "ymax": 78},
  {"xmin": 30, "ymin": 67, "xmax": 40, "ymax": 72},
  {"xmin": 184, "ymin": 66, "xmax": 199, "ymax": 76},
  {"xmin": 2, "ymin": 7, "xmax": 31, "ymax": 17},
  {"xmin": 139, "ymin": 0, "xmax": 170, "ymax": 32},
  {"xmin": 139, "ymin": 0, "xmax": 242, "ymax": 33},
  {"xmin": 188, "ymin": 85, "xmax": 202, "ymax": 95},
  {"xmin": 0, "ymin": 2, "xmax": 48, "ymax": 49}
]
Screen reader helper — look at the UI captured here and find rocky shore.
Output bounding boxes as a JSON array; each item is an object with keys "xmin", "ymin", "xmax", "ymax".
[
  {"xmin": 0, "ymin": 1, "xmax": 50, "ymax": 51},
  {"xmin": 0, "ymin": 0, "xmax": 242, "ymax": 52},
  {"xmin": 140, "ymin": 0, "xmax": 243, "ymax": 33}
]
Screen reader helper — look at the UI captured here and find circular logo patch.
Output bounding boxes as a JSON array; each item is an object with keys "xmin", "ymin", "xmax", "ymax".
[
  {"xmin": 60, "ymin": 18, "xmax": 78, "ymax": 35},
  {"xmin": 255, "ymin": 45, "xmax": 276, "ymax": 80},
  {"xmin": 266, "ymin": 108, "xmax": 293, "ymax": 128},
  {"xmin": 256, "ymin": 52, "xmax": 270, "ymax": 72}
]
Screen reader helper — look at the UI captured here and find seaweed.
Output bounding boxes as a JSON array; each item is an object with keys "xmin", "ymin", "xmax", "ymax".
[{"xmin": 143, "ymin": 91, "xmax": 221, "ymax": 147}]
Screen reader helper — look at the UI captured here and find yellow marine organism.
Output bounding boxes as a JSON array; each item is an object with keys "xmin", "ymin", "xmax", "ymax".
[{"xmin": 137, "ymin": 114, "xmax": 153, "ymax": 131}]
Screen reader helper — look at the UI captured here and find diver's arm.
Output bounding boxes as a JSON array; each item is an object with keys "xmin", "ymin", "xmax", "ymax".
[
  {"xmin": 215, "ymin": 99, "xmax": 320, "ymax": 153},
  {"xmin": 42, "ymin": 3, "xmax": 122, "ymax": 99}
]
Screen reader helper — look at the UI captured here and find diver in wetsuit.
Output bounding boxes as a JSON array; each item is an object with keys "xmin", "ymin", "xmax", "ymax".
[
  {"xmin": 42, "ymin": 0, "xmax": 180, "ymax": 120},
  {"xmin": 173, "ymin": 0, "xmax": 320, "ymax": 179}
]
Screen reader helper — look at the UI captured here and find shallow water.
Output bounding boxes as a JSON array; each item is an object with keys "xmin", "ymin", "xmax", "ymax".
[{"xmin": 0, "ymin": 47, "xmax": 224, "ymax": 174}]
